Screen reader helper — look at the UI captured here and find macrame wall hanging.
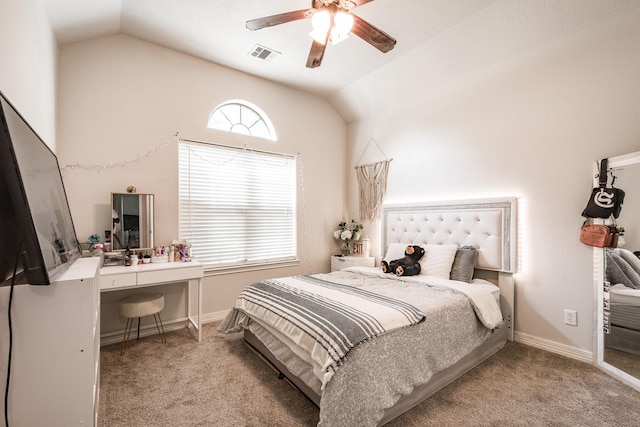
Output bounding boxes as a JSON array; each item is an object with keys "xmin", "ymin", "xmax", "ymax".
[{"xmin": 355, "ymin": 138, "xmax": 392, "ymax": 221}]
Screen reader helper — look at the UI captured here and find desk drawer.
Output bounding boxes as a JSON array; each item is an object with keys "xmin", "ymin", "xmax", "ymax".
[
  {"xmin": 100, "ymin": 272, "xmax": 137, "ymax": 290},
  {"xmin": 137, "ymin": 265, "xmax": 203, "ymax": 286}
]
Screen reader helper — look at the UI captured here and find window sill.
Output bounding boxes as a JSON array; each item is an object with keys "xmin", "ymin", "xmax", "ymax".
[{"xmin": 203, "ymin": 259, "xmax": 300, "ymax": 276}]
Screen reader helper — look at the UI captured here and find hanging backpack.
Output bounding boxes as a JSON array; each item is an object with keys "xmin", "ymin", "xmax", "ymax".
[{"xmin": 581, "ymin": 158, "xmax": 625, "ymax": 219}]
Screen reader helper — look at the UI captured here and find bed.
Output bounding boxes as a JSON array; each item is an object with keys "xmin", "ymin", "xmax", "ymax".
[
  {"xmin": 218, "ymin": 198, "xmax": 517, "ymax": 426},
  {"xmin": 604, "ymin": 248, "xmax": 640, "ymax": 355}
]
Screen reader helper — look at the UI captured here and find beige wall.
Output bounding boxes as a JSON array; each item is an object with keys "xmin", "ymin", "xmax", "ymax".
[
  {"xmin": 56, "ymin": 35, "xmax": 347, "ymax": 335},
  {"xmin": 0, "ymin": 0, "xmax": 58, "ymax": 149},
  {"xmin": 336, "ymin": 9, "xmax": 640, "ymax": 358}
]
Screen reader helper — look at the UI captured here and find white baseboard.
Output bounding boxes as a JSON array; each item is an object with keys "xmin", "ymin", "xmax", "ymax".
[
  {"xmin": 101, "ymin": 309, "xmax": 594, "ymax": 367},
  {"xmin": 100, "ymin": 309, "xmax": 231, "ymax": 346},
  {"xmin": 100, "ymin": 317, "xmax": 191, "ymax": 346},
  {"xmin": 514, "ymin": 331, "xmax": 593, "ymax": 364},
  {"xmin": 201, "ymin": 309, "xmax": 230, "ymax": 324}
]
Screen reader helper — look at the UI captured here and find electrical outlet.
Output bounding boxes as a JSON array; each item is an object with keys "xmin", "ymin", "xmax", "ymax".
[{"xmin": 564, "ymin": 309, "xmax": 578, "ymax": 326}]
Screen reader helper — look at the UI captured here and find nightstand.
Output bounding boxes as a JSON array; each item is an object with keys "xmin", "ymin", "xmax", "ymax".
[{"xmin": 331, "ymin": 255, "xmax": 375, "ymax": 272}]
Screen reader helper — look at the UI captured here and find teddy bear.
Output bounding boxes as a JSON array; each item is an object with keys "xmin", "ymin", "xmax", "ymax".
[{"xmin": 381, "ymin": 245, "xmax": 425, "ymax": 276}]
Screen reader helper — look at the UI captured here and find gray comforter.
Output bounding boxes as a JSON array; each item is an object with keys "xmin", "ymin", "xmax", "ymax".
[{"xmin": 219, "ymin": 269, "xmax": 496, "ymax": 426}]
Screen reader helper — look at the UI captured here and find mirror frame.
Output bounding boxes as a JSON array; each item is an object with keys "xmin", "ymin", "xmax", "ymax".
[
  {"xmin": 110, "ymin": 192, "xmax": 155, "ymax": 252},
  {"xmin": 595, "ymin": 150, "xmax": 640, "ymax": 391}
]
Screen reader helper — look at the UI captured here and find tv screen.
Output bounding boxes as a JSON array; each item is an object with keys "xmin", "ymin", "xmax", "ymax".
[{"xmin": 0, "ymin": 92, "xmax": 80, "ymax": 285}]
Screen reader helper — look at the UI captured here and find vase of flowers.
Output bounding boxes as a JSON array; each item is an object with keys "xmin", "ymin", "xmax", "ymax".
[{"xmin": 333, "ymin": 220, "xmax": 363, "ymax": 256}]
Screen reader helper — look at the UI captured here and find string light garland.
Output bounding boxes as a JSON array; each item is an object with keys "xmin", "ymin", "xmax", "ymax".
[
  {"xmin": 60, "ymin": 132, "xmax": 180, "ymax": 174},
  {"xmin": 179, "ymin": 137, "xmax": 295, "ymax": 169},
  {"xmin": 62, "ymin": 132, "xmax": 295, "ymax": 174}
]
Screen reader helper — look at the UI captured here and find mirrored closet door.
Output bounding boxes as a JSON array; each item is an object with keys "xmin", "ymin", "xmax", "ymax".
[{"xmin": 596, "ymin": 151, "xmax": 640, "ymax": 390}]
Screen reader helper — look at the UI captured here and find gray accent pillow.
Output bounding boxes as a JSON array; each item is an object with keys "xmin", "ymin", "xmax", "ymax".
[
  {"xmin": 614, "ymin": 248, "xmax": 640, "ymax": 276},
  {"xmin": 450, "ymin": 246, "xmax": 477, "ymax": 283},
  {"xmin": 606, "ymin": 249, "xmax": 640, "ymax": 289}
]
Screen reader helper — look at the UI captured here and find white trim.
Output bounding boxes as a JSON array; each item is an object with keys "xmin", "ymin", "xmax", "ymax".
[
  {"xmin": 593, "ymin": 153, "xmax": 640, "ymax": 388},
  {"xmin": 100, "ymin": 309, "xmax": 231, "ymax": 347},
  {"xmin": 207, "ymin": 99, "xmax": 277, "ymax": 141},
  {"xmin": 514, "ymin": 331, "xmax": 593, "ymax": 363},
  {"xmin": 100, "ymin": 317, "xmax": 190, "ymax": 346},
  {"xmin": 202, "ymin": 309, "xmax": 231, "ymax": 324},
  {"xmin": 608, "ymin": 150, "xmax": 640, "ymax": 168},
  {"xmin": 599, "ymin": 360, "xmax": 640, "ymax": 392}
]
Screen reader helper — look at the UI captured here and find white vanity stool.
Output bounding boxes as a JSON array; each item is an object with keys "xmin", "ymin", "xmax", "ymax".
[{"xmin": 119, "ymin": 292, "xmax": 167, "ymax": 355}]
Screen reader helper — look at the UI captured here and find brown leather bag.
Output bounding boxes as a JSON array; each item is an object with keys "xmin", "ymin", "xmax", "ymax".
[{"xmin": 580, "ymin": 223, "xmax": 618, "ymax": 248}]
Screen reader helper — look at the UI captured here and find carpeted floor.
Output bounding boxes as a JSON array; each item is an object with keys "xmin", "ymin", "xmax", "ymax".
[{"xmin": 99, "ymin": 322, "xmax": 640, "ymax": 426}]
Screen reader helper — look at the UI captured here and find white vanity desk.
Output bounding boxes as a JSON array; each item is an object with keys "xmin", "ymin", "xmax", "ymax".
[{"xmin": 100, "ymin": 261, "xmax": 204, "ymax": 341}]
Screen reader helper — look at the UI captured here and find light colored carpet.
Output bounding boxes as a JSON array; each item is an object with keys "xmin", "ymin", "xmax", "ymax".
[
  {"xmin": 99, "ymin": 322, "xmax": 640, "ymax": 426},
  {"xmin": 604, "ymin": 347, "xmax": 640, "ymax": 379}
]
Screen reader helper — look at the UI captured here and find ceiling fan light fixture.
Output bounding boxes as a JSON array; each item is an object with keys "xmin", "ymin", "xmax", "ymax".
[
  {"xmin": 310, "ymin": 29, "xmax": 328, "ymax": 44},
  {"xmin": 311, "ymin": 10, "xmax": 331, "ymax": 29},
  {"xmin": 330, "ymin": 11, "xmax": 353, "ymax": 45},
  {"xmin": 246, "ymin": 1, "xmax": 396, "ymax": 68},
  {"xmin": 330, "ymin": 26, "xmax": 349, "ymax": 45},
  {"xmin": 310, "ymin": 9, "xmax": 353, "ymax": 46},
  {"xmin": 334, "ymin": 11, "xmax": 354, "ymax": 34},
  {"xmin": 310, "ymin": 10, "xmax": 331, "ymax": 44}
]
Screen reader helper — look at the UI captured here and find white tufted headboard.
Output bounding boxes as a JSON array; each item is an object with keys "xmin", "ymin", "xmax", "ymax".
[
  {"xmin": 383, "ymin": 197, "xmax": 516, "ymax": 273},
  {"xmin": 382, "ymin": 197, "xmax": 517, "ymax": 339}
]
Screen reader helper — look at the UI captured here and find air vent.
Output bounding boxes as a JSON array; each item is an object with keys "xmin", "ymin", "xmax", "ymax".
[{"xmin": 248, "ymin": 44, "xmax": 280, "ymax": 62}]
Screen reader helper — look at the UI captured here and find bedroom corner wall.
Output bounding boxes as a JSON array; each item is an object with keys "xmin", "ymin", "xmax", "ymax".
[
  {"xmin": 337, "ymin": 9, "xmax": 640, "ymax": 358},
  {"xmin": 56, "ymin": 34, "xmax": 347, "ymax": 336},
  {"xmin": 0, "ymin": 0, "xmax": 58, "ymax": 150}
]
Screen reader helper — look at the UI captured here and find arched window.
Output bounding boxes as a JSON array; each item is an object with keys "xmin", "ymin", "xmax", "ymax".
[{"xmin": 207, "ymin": 99, "xmax": 277, "ymax": 141}]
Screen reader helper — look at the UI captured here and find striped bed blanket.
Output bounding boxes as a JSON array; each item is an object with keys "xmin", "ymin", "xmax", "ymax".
[{"xmin": 233, "ymin": 275, "xmax": 425, "ymax": 383}]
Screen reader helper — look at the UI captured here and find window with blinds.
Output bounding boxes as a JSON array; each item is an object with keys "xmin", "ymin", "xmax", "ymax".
[{"xmin": 178, "ymin": 140, "xmax": 297, "ymax": 267}]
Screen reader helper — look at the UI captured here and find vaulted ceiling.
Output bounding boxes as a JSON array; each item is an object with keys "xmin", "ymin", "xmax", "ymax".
[{"xmin": 43, "ymin": 0, "xmax": 640, "ymax": 100}]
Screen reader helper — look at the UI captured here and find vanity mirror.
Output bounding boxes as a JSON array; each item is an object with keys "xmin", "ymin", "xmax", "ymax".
[
  {"xmin": 595, "ymin": 151, "xmax": 640, "ymax": 390},
  {"xmin": 111, "ymin": 192, "xmax": 154, "ymax": 251}
]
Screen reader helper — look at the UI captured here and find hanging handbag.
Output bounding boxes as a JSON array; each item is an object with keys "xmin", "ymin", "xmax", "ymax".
[
  {"xmin": 580, "ymin": 221, "xmax": 619, "ymax": 248},
  {"xmin": 581, "ymin": 158, "xmax": 625, "ymax": 219}
]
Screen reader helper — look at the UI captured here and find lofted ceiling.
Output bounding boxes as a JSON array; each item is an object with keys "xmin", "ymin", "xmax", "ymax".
[{"xmin": 43, "ymin": 0, "xmax": 640, "ymax": 99}]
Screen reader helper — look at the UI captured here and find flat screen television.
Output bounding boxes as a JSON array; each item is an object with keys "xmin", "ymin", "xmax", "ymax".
[{"xmin": 0, "ymin": 91, "xmax": 80, "ymax": 285}]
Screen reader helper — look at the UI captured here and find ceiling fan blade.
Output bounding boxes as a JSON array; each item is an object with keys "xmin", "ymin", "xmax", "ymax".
[
  {"xmin": 350, "ymin": 14, "xmax": 396, "ymax": 53},
  {"xmin": 246, "ymin": 9, "xmax": 310, "ymax": 31},
  {"xmin": 306, "ymin": 39, "xmax": 328, "ymax": 68}
]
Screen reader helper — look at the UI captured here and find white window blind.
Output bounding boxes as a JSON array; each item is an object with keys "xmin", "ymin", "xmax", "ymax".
[{"xmin": 179, "ymin": 140, "xmax": 296, "ymax": 267}]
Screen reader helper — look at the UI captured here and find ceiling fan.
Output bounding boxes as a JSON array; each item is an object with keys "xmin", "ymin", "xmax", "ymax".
[{"xmin": 246, "ymin": 0, "xmax": 397, "ymax": 68}]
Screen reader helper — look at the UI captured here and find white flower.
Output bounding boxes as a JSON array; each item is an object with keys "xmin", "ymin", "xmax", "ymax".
[{"xmin": 333, "ymin": 220, "xmax": 364, "ymax": 245}]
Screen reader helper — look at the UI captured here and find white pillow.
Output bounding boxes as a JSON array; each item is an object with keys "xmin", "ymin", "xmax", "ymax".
[
  {"xmin": 383, "ymin": 243, "xmax": 409, "ymax": 262},
  {"xmin": 419, "ymin": 244, "xmax": 458, "ymax": 279}
]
